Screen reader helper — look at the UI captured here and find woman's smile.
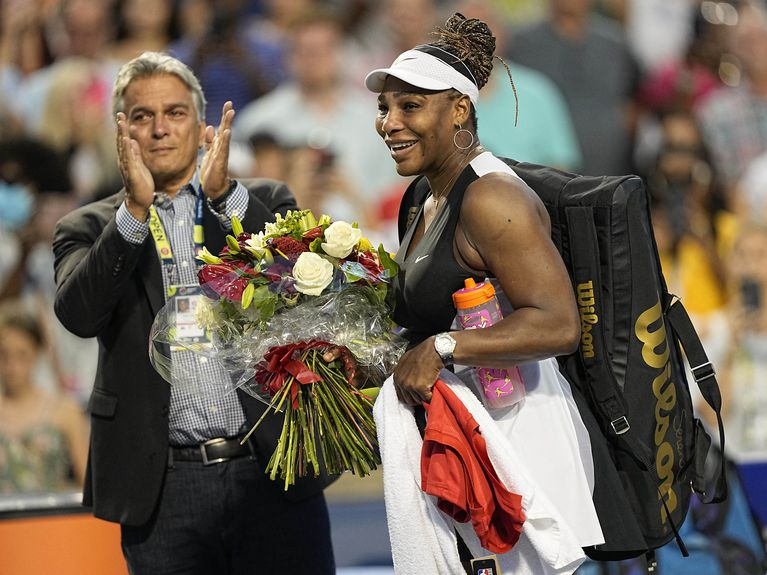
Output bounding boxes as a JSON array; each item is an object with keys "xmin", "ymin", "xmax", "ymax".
[{"xmin": 388, "ymin": 139, "xmax": 418, "ymax": 161}]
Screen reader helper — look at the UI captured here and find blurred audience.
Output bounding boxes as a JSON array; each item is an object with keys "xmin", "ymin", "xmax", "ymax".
[
  {"xmin": 0, "ymin": 301, "xmax": 89, "ymax": 494},
  {"xmin": 12, "ymin": 0, "xmax": 119, "ymax": 136},
  {"xmin": 0, "ymin": 137, "xmax": 97, "ymax": 407},
  {"xmin": 37, "ymin": 57, "xmax": 121, "ymax": 201},
  {"xmin": 637, "ymin": 4, "xmax": 729, "ymax": 117},
  {"xmin": 108, "ymin": 0, "xmax": 179, "ymax": 63},
  {"xmin": 0, "ymin": 137, "xmax": 72, "ymax": 298},
  {"xmin": 735, "ymin": 147, "xmax": 767, "ymax": 222},
  {"xmin": 0, "ymin": 0, "xmax": 55, "ymax": 79},
  {"xmin": 458, "ymin": 0, "xmax": 582, "ymax": 170},
  {"xmin": 696, "ymin": 0, "xmax": 767, "ymax": 195},
  {"xmin": 510, "ymin": 0, "xmax": 641, "ymax": 176},
  {"xmin": 233, "ymin": 7, "xmax": 400, "ymax": 228},
  {"xmin": 718, "ymin": 222, "xmax": 767, "ymax": 458},
  {"xmin": 624, "ymin": 0, "xmax": 696, "ymax": 75},
  {"xmin": 349, "ymin": 0, "xmax": 439, "ymax": 79},
  {"xmin": 646, "ymin": 111, "xmax": 738, "ymax": 361},
  {"xmin": 170, "ymin": 0, "xmax": 285, "ymax": 125}
]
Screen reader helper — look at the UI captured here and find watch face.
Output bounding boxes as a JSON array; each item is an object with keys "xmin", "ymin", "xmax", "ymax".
[{"xmin": 436, "ymin": 333, "xmax": 456, "ymax": 356}]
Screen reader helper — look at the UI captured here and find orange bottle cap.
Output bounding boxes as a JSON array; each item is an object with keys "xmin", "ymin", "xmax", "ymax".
[{"xmin": 452, "ymin": 277, "xmax": 496, "ymax": 309}]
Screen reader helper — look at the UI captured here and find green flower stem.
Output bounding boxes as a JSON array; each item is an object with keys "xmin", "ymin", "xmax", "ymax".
[
  {"xmin": 260, "ymin": 348, "xmax": 382, "ymax": 489},
  {"xmin": 240, "ymin": 375, "xmax": 293, "ymax": 445}
]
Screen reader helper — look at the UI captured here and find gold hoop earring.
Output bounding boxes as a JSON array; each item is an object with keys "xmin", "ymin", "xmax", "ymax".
[{"xmin": 453, "ymin": 128, "xmax": 474, "ymax": 151}]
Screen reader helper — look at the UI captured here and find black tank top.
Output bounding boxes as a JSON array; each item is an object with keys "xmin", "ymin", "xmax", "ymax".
[{"xmin": 392, "ymin": 162, "xmax": 484, "ymax": 346}]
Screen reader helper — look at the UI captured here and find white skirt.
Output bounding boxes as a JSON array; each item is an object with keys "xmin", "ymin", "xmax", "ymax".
[{"xmin": 455, "ymin": 357, "xmax": 604, "ymax": 547}]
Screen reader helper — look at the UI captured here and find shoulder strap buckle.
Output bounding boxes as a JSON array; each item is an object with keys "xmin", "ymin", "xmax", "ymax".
[{"xmin": 611, "ymin": 416, "xmax": 630, "ymax": 435}]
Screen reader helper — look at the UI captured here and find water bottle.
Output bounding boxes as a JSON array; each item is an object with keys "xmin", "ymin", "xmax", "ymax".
[{"xmin": 452, "ymin": 278, "xmax": 525, "ymax": 409}]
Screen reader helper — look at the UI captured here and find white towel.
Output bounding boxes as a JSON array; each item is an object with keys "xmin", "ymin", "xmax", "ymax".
[{"xmin": 373, "ymin": 371, "xmax": 589, "ymax": 575}]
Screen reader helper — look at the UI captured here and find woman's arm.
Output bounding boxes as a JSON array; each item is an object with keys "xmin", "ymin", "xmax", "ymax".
[{"xmin": 393, "ymin": 173, "xmax": 579, "ymax": 405}]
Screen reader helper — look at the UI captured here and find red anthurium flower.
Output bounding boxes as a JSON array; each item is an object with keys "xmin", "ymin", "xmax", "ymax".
[
  {"xmin": 255, "ymin": 340, "xmax": 340, "ymax": 407},
  {"xmin": 198, "ymin": 260, "xmax": 255, "ymax": 302},
  {"xmin": 356, "ymin": 251, "xmax": 384, "ymax": 280},
  {"xmin": 302, "ymin": 226, "xmax": 324, "ymax": 244}
]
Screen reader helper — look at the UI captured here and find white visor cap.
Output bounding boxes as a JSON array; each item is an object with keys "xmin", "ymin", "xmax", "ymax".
[{"xmin": 364, "ymin": 49, "xmax": 480, "ymax": 105}]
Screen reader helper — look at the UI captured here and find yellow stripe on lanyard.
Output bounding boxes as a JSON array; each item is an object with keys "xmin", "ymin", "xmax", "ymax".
[
  {"xmin": 148, "ymin": 205, "xmax": 174, "ymax": 266},
  {"xmin": 148, "ymin": 187, "xmax": 206, "ymax": 297},
  {"xmin": 193, "ymin": 223, "xmax": 204, "ymax": 247}
]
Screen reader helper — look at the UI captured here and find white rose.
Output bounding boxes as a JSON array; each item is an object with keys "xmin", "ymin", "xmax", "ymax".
[
  {"xmin": 292, "ymin": 252, "xmax": 334, "ymax": 296},
  {"xmin": 321, "ymin": 221, "xmax": 362, "ymax": 258}
]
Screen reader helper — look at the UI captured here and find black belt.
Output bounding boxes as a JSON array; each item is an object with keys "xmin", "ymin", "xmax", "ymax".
[{"xmin": 170, "ymin": 436, "xmax": 254, "ymax": 466}]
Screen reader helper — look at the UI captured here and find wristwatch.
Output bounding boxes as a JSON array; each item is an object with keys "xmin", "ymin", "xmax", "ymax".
[{"xmin": 434, "ymin": 332, "xmax": 457, "ymax": 367}]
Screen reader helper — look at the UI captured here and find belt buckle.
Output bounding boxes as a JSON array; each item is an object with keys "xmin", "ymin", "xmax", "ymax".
[{"xmin": 200, "ymin": 437, "xmax": 228, "ymax": 466}]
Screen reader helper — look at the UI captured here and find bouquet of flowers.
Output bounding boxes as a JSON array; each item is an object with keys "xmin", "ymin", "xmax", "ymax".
[{"xmin": 150, "ymin": 210, "xmax": 405, "ymax": 489}]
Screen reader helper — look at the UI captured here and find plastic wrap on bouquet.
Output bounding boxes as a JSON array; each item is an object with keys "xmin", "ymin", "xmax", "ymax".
[
  {"xmin": 149, "ymin": 281, "xmax": 406, "ymax": 400},
  {"xmin": 149, "ymin": 210, "xmax": 405, "ymax": 488}
]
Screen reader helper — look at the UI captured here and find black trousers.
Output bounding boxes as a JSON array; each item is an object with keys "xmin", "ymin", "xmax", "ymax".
[{"xmin": 121, "ymin": 455, "xmax": 335, "ymax": 575}]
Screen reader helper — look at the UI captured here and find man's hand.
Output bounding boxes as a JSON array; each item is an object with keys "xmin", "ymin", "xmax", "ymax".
[
  {"xmin": 200, "ymin": 101, "xmax": 235, "ymax": 200},
  {"xmin": 322, "ymin": 346, "xmax": 363, "ymax": 388},
  {"xmin": 116, "ymin": 112, "xmax": 155, "ymax": 221},
  {"xmin": 392, "ymin": 337, "xmax": 442, "ymax": 405}
]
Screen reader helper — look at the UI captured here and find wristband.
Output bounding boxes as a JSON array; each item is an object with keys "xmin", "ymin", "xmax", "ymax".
[{"xmin": 207, "ymin": 179, "xmax": 237, "ymax": 210}]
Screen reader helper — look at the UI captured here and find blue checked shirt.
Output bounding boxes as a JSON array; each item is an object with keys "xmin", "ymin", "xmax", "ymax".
[{"xmin": 116, "ymin": 175, "xmax": 250, "ymax": 445}]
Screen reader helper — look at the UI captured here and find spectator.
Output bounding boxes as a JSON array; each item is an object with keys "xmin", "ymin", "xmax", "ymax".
[
  {"xmin": 624, "ymin": 0, "xmax": 697, "ymax": 75},
  {"xmin": 735, "ymin": 148, "xmax": 767, "ymax": 221},
  {"xmin": 13, "ymin": 0, "xmax": 119, "ymax": 136},
  {"xmin": 170, "ymin": 0, "xmax": 283, "ymax": 126},
  {"xmin": 108, "ymin": 0, "xmax": 179, "ymax": 63},
  {"xmin": 0, "ymin": 137, "xmax": 97, "ymax": 407},
  {"xmin": 241, "ymin": 0, "xmax": 319, "ymax": 82},
  {"xmin": 696, "ymin": 0, "xmax": 767, "ymax": 193},
  {"xmin": 637, "ymin": 3, "xmax": 729, "ymax": 116},
  {"xmin": 350, "ymin": 0, "xmax": 439, "ymax": 79},
  {"xmin": 0, "ymin": 301, "xmax": 89, "ymax": 494},
  {"xmin": 238, "ymin": 132, "xmax": 356, "ymax": 223},
  {"xmin": 511, "ymin": 0, "xmax": 641, "ymax": 176},
  {"xmin": 37, "ymin": 57, "xmax": 121, "ymax": 202},
  {"xmin": 0, "ymin": 0, "xmax": 55, "ymax": 79},
  {"xmin": 458, "ymin": 0, "xmax": 583, "ymax": 170},
  {"xmin": 718, "ymin": 222, "xmax": 767, "ymax": 458},
  {"xmin": 646, "ymin": 111, "xmax": 738, "ymax": 364},
  {"xmin": 233, "ymin": 8, "xmax": 400, "ymax": 225}
]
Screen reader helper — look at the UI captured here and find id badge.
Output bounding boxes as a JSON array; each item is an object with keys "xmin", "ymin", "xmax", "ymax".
[
  {"xmin": 471, "ymin": 555, "xmax": 502, "ymax": 575},
  {"xmin": 168, "ymin": 285, "xmax": 210, "ymax": 349}
]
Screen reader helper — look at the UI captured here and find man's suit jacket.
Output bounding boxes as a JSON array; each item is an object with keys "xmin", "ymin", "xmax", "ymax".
[{"xmin": 53, "ymin": 179, "xmax": 332, "ymax": 526}]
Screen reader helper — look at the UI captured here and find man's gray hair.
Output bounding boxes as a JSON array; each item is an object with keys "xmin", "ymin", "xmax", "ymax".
[{"xmin": 112, "ymin": 51, "xmax": 206, "ymax": 123}]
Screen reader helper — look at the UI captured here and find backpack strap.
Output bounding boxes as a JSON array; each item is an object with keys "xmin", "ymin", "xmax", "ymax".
[
  {"xmin": 565, "ymin": 206, "xmax": 654, "ymax": 470},
  {"xmin": 665, "ymin": 296, "xmax": 728, "ymax": 504}
]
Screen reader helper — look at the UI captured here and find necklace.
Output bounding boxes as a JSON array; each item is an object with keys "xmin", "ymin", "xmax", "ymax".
[{"xmin": 429, "ymin": 147, "xmax": 483, "ymax": 210}]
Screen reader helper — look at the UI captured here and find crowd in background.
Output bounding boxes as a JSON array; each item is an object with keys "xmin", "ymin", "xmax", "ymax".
[{"xmin": 0, "ymin": 0, "xmax": 765, "ymax": 528}]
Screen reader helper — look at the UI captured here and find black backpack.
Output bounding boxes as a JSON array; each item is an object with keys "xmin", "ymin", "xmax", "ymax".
[{"xmin": 397, "ymin": 158, "xmax": 728, "ymax": 564}]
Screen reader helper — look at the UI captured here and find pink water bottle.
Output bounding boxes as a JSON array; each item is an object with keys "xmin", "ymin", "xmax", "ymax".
[{"xmin": 452, "ymin": 278, "xmax": 525, "ymax": 409}]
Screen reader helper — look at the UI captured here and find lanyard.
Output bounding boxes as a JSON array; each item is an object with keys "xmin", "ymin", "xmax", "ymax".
[{"xmin": 148, "ymin": 186, "xmax": 206, "ymax": 290}]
